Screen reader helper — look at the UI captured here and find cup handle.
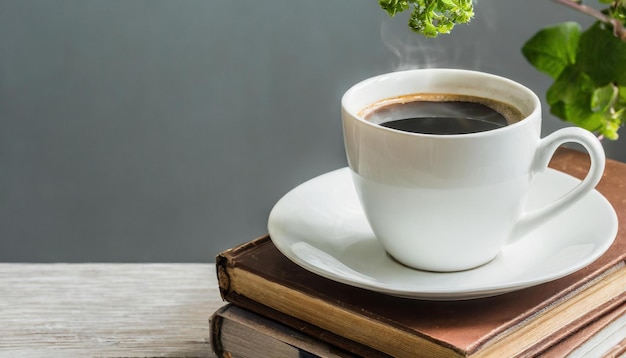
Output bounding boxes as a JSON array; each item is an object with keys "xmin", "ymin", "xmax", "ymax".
[{"xmin": 509, "ymin": 127, "xmax": 606, "ymax": 243}]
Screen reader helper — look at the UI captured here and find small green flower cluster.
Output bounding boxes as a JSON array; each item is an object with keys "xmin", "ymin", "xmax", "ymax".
[{"xmin": 378, "ymin": 0, "xmax": 474, "ymax": 37}]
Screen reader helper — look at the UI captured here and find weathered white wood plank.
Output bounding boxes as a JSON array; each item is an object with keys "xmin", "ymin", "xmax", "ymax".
[{"xmin": 0, "ymin": 263, "xmax": 224, "ymax": 357}]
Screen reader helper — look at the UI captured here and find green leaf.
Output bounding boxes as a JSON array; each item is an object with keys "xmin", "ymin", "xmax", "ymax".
[
  {"xmin": 546, "ymin": 66, "xmax": 593, "ymax": 107},
  {"xmin": 546, "ymin": 66, "xmax": 624, "ymax": 139},
  {"xmin": 576, "ymin": 22, "xmax": 626, "ymax": 86},
  {"xmin": 591, "ymin": 84, "xmax": 617, "ymax": 112},
  {"xmin": 605, "ymin": 86, "xmax": 626, "ymax": 139},
  {"xmin": 546, "ymin": 66, "xmax": 604, "ymax": 131},
  {"xmin": 524, "ymin": 21, "xmax": 625, "ymax": 139},
  {"xmin": 592, "ymin": 84, "xmax": 623, "ymax": 140},
  {"xmin": 522, "ymin": 22, "xmax": 581, "ymax": 79},
  {"xmin": 618, "ymin": 86, "xmax": 626, "ymax": 107},
  {"xmin": 379, "ymin": 0, "xmax": 410, "ymax": 17}
]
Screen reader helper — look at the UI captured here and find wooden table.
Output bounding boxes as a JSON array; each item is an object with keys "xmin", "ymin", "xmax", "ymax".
[{"xmin": 0, "ymin": 263, "xmax": 225, "ymax": 357}]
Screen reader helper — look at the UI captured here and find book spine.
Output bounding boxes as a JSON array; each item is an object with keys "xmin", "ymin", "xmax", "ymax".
[
  {"xmin": 221, "ymin": 291, "xmax": 395, "ymax": 358},
  {"xmin": 216, "ymin": 235, "xmax": 272, "ymax": 300},
  {"xmin": 209, "ymin": 307, "xmax": 227, "ymax": 358},
  {"xmin": 211, "ymin": 305, "xmax": 364, "ymax": 358}
]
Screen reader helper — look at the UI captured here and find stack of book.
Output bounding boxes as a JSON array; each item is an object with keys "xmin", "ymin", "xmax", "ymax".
[{"xmin": 210, "ymin": 149, "xmax": 626, "ymax": 357}]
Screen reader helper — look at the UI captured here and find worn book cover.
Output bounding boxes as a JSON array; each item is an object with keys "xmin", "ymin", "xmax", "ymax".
[
  {"xmin": 210, "ymin": 303, "xmax": 626, "ymax": 358},
  {"xmin": 216, "ymin": 149, "xmax": 626, "ymax": 358},
  {"xmin": 210, "ymin": 304, "xmax": 392, "ymax": 358},
  {"xmin": 540, "ymin": 303, "xmax": 626, "ymax": 357}
]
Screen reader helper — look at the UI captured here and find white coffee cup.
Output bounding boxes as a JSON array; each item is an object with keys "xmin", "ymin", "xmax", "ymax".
[{"xmin": 341, "ymin": 69, "xmax": 605, "ymax": 272}]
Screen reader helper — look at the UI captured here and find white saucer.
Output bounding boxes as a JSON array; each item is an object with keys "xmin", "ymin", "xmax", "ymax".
[{"xmin": 268, "ymin": 168, "xmax": 618, "ymax": 300}]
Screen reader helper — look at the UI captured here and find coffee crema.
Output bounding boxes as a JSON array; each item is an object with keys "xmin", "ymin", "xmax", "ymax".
[{"xmin": 359, "ymin": 94, "xmax": 524, "ymax": 135}]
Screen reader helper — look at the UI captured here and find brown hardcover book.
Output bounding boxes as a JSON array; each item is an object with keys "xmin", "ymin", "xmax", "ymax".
[
  {"xmin": 210, "ymin": 304, "xmax": 392, "ymax": 358},
  {"xmin": 215, "ymin": 150, "xmax": 626, "ymax": 358},
  {"xmin": 540, "ymin": 303, "xmax": 626, "ymax": 357},
  {"xmin": 210, "ymin": 303, "xmax": 626, "ymax": 358}
]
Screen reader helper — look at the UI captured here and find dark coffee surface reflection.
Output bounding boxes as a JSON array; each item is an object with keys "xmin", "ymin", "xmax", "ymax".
[{"xmin": 364, "ymin": 96, "xmax": 522, "ymax": 135}]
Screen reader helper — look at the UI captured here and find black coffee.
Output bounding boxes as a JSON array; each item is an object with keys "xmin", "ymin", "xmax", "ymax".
[{"xmin": 360, "ymin": 94, "xmax": 524, "ymax": 135}]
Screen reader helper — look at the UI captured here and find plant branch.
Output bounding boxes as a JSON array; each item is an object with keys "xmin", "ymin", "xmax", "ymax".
[{"xmin": 554, "ymin": 0, "xmax": 626, "ymax": 40}]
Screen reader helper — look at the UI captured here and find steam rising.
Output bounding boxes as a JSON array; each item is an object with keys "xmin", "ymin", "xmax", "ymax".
[
  {"xmin": 381, "ymin": 13, "xmax": 447, "ymax": 71},
  {"xmin": 380, "ymin": 0, "xmax": 497, "ymax": 72}
]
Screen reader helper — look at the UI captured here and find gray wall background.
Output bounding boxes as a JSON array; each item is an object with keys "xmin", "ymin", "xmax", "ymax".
[{"xmin": 1, "ymin": 0, "xmax": 623, "ymax": 262}]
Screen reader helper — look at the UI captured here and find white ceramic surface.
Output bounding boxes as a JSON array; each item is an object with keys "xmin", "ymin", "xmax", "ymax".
[
  {"xmin": 267, "ymin": 167, "xmax": 618, "ymax": 300},
  {"xmin": 341, "ymin": 69, "xmax": 606, "ymax": 271}
]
